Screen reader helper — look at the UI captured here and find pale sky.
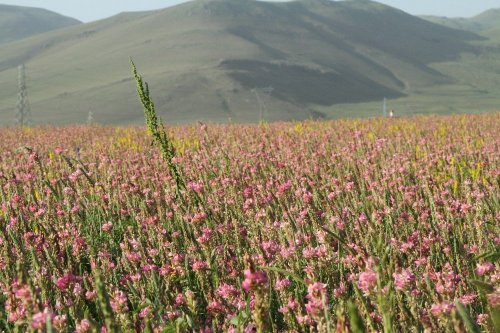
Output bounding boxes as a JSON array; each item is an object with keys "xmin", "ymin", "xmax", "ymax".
[{"xmin": 1, "ymin": 0, "xmax": 500, "ymax": 22}]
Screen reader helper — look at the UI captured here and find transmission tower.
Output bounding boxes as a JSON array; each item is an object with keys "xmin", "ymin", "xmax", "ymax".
[
  {"xmin": 87, "ymin": 111, "xmax": 94, "ymax": 125},
  {"xmin": 15, "ymin": 64, "xmax": 32, "ymax": 126}
]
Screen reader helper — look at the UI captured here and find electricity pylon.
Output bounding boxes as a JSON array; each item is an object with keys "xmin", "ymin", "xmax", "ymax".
[{"xmin": 87, "ymin": 111, "xmax": 94, "ymax": 125}]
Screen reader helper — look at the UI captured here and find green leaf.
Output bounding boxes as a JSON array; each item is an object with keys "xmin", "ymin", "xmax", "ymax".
[
  {"xmin": 474, "ymin": 247, "xmax": 500, "ymax": 262},
  {"xmin": 471, "ymin": 280, "xmax": 495, "ymax": 294},
  {"xmin": 348, "ymin": 300, "xmax": 366, "ymax": 333},
  {"xmin": 257, "ymin": 266, "xmax": 306, "ymax": 286},
  {"xmin": 46, "ymin": 316, "xmax": 54, "ymax": 333},
  {"xmin": 161, "ymin": 324, "xmax": 176, "ymax": 333},
  {"xmin": 317, "ymin": 224, "xmax": 357, "ymax": 255},
  {"xmin": 491, "ymin": 304, "xmax": 500, "ymax": 333},
  {"xmin": 455, "ymin": 302, "xmax": 481, "ymax": 333},
  {"xmin": 230, "ymin": 310, "xmax": 249, "ymax": 326}
]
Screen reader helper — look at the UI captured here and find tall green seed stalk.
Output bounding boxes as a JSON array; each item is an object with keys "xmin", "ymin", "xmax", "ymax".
[
  {"xmin": 130, "ymin": 59, "xmax": 185, "ymax": 196},
  {"xmin": 130, "ymin": 59, "xmax": 214, "ymax": 263}
]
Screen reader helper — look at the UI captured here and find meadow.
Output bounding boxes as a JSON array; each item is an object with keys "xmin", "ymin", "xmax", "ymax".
[{"xmin": 0, "ymin": 112, "xmax": 499, "ymax": 332}]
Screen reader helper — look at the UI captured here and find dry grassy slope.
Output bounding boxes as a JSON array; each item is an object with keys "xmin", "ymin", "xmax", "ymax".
[
  {"xmin": 0, "ymin": 0, "xmax": 487, "ymax": 125},
  {"xmin": 472, "ymin": 8, "xmax": 500, "ymax": 25},
  {"xmin": 0, "ymin": 4, "xmax": 81, "ymax": 44},
  {"xmin": 422, "ymin": 8, "xmax": 500, "ymax": 33}
]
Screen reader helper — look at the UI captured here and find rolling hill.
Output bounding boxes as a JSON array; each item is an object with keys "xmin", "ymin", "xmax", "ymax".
[
  {"xmin": 422, "ymin": 9, "xmax": 500, "ymax": 33},
  {"xmin": 0, "ymin": 0, "xmax": 495, "ymax": 125},
  {"xmin": 0, "ymin": 4, "xmax": 81, "ymax": 44}
]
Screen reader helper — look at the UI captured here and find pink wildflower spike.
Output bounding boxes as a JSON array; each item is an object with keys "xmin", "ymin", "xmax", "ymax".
[
  {"xmin": 305, "ymin": 282, "xmax": 328, "ymax": 316},
  {"xmin": 139, "ymin": 305, "xmax": 152, "ymax": 318},
  {"xmin": 75, "ymin": 319, "xmax": 91, "ymax": 333},
  {"xmin": 358, "ymin": 269, "xmax": 377, "ymax": 295},
  {"xmin": 101, "ymin": 222, "xmax": 113, "ymax": 232},
  {"xmin": 85, "ymin": 290, "xmax": 97, "ymax": 300},
  {"xmin": 192, "ymin": 260, "xmax": 209, "ymax": 271},
  {"xmin": 275, "ymin": 278, "xmax": 291, "ymax": 291},
  {"xmin": 430, "ymin": 302, "xmax": 454, "ymax": 317},
  {"xmin": 477, "ymin": 314, "xmax": 489, "ymax": 325},
  {"xmin": 333, "ymin": 282, "xmax": 347, "ymax": 297},
  {"xmin": 31, "ymin": 308, "xmax": 55, "ymax": 329},
  {"xmin": 393, "ymin": 269, "xmax": 415, "ymax": 291},
  {"xmin": 242, "ymin": 269, "xmax": 268, "ymax": 292},
  {"xmin": 475, "ymin": 262, "xmax": 495, "ymax": 276},
  {"xmin": 217, "ymin": 283, "xmax": 239, "ymax": 299},
  {"xmin": 187, "ymin": 181, "xmax": 204, "ymax": 193},
  {"xmin": 488, "ymin": 291, "xmax": 500, "ymax": 306},
  {"xmin": 53, "ymin": 314, "xmax": 67, "ymax": 330},
  {"xmin": 175, "ymin": 293, "xmax": 185, "ymax": 305}
]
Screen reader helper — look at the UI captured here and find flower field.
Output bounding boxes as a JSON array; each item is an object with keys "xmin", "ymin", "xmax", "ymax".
[{"xmin": 0, "ymin": 113, "xmax": 499, "ymax": 332}]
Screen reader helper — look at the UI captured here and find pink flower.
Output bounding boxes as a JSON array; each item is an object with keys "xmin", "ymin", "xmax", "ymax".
[
  {"xmin": 192, "ymin": 260, "xmax": 209, "ymax": 271},
  {"xmin": 307, "ymin": 282, "xmax": 327, "ymax": 297},
  {"xmin": 275, "ymin": 278, "xmax": 291, "ymax": 291},
  {"xmin": 475, "ymin": 262, "xmax": 495, "ymax": 276},
  {"xmin": 459, "ymin": 294, "xmax": 477, "ymax": 305},
  {"xmin": 187, "ymin": 181, "xmax": 204, "ymax": 193},
  {"xmin": 14, "ymin": 286, "xmax": 31, "ymax": 300},
  {"xmin": 207, "ymin": 300, "xmax": 224, "ymax": 313},
  {"xmin": 488, "ymin": 291, "xmax": 500, "ymax": 306},
  {"xmin": 305, "ymin": 282, "xmax": 328, "ymax": 316},
  {"xmin": 110, "ymin": 290, "xmax": 129, "ymax": 312},
  {"xmin": 430, "ymin": 302, "xmax": 454, "ymax": 317},
  {"xmin": 358, "ymin": 270, "xmax": 377, "ymax": 294},
  {"xmin": 53, "ymin": 314, "xmax": 67, "ymax": 329},
  {"xmin": 477, "ymin": 313, "xmax": 489, "ymax": 325},
  {"xmin": 75, "ymin": 319, "xmax": 91, "ymax": 333},
  {"xmin": 242, "ymin": 269, "xmax": 268, "ymax": 292},
  {"xmin": 139, "ymin": 306, "xmax": 152, "ymax": 318},
  {"xmin": 101, "ymin": 222, "xmax": 113, "ymax": 232},
  {"xmin": 56, "ymin": 273, "xmax": 80, "ymax": 290},
  {"xmin": 69, "ymin": 169, "xmax": 83, "ymax": 182},
  {"xmin": 175, "ymin": 293, "xmax": 185, "ymax": 305},
  {"xmin": 393, "ymin": 269, "xmax": 415, "ymax": 290},
  {"xmin": 333, "ymin": 282, "xmax": 347, "ymax": 297},
  {"xmin": 85, "ymin": 290, "xmax": 97, "ymax": 300},
  {"xmin": 125, "ymin": 251, "xmax": 141, "ymax": 263},
  {"xmin": 31, "ymin": 309, "xmax": 53, "ymax": 330},
  {"xmin": 217, "ymin": 283, "xmax": 239, "ymax": 299}
]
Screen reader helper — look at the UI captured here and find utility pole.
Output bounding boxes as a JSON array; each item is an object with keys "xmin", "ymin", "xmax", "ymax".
[
  {"xmin": 16, "ymin": 64, "xmax": 32, "ymax": 126},
  {"xmin": 383, "ymin": 97, "xmax": 387, "ymax": 117}
]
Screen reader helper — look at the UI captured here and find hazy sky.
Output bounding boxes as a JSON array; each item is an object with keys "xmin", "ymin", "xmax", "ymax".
[{"xmin": 2, "ymin": 0, "xmax": 500, "ymax": 22}]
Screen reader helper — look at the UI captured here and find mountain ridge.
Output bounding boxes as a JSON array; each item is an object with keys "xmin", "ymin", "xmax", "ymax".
[
  {"xmin": 0, "ymin": 0, "xmax": 497, "ymax": 125},
  {"xmin": 0, "ymin": 4, "xmax": 81, "ymax": 44},
  {"xmin": 422, "ymin": 8, "xmax": 500, "ymax": 33}
]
